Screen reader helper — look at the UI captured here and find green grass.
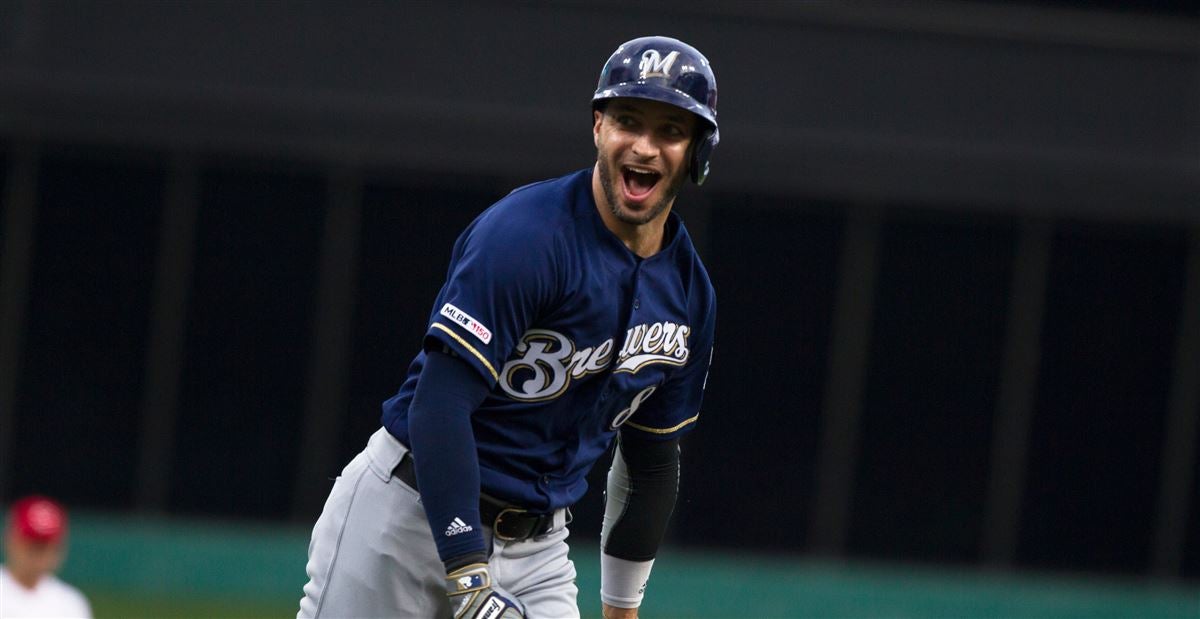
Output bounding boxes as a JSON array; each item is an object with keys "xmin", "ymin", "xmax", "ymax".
[
  {"xmin": 83, "ymin": 555, "xmax": 1200, "ymax": 619},
  {"xmin": 88, "ymin": 590, "xmax": 295, "ymax": 619},
  {"xmin": 42, "ymin": 513, "xmax": 1200, "ymax": 619},
  {"xmin": 637, "ymin": 550, "xmax": 1200, "ymax": 618}
]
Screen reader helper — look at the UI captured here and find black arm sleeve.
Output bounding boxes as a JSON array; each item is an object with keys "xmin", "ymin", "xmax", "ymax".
[{"xmin": 600, "ymin": 432, "xmax": 681, "ymax": 561}]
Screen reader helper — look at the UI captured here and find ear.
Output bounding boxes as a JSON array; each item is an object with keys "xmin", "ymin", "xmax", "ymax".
[{"xmin": 592, "ymin": 109, "xmax": 604, "ymax": 148}]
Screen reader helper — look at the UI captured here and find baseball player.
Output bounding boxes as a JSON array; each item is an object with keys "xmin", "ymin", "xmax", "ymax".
[
  {"xmin": 299, "ymin": 35, "xmax": 719, "ymax": 619},
  {"xmin": 1, "ymin": 495, "xmax": 92, "ymax": 618}
]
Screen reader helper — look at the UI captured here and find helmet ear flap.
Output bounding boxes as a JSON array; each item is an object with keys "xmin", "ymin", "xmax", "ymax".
[{"xmin": 690, "ymin": 126, "xmax": 719, "ymax": 185}]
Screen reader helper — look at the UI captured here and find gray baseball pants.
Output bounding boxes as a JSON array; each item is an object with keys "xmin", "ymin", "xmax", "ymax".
[{"xmin": 298, "ymin": 427, "xmax": 579, "ymax": 618}]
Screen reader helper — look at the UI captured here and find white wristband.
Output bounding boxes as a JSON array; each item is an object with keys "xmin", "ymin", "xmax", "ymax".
[{"xmin": 600, "ymin": 553, "xmax": 655, "ymax": 609}]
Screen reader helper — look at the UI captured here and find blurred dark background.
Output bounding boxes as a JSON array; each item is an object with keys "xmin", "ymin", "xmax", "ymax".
[{"xmin": 1, "ymin": 0, "xmax": 1197, "ymax": 587}]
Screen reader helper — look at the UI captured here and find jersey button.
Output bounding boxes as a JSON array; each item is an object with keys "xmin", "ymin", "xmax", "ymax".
[{"xmin": 633, "ymin": 298, "xmax": 640, "ymax": 310}]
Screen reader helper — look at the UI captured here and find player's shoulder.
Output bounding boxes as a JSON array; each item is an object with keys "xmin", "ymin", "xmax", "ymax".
[
  {"xmin": 42, "ymin": 573, "xmax": 89, "ymax": 600},
  {"xmin": 504, "ymin": 168, "xmax": 587, "ymax": 198},
  {"xmin": 7, "ymin": 573, "xmax": 92, "ymax": 617},
  {"xmin": 668, "ymin": 214, "xmax": 717, "ymax": 302},
  {"xmin": 488, "ymin": 169, "xmax": 589, "ymax": 222},
  {"xmin": 688, "ymin": 253, "xmax": 717, "ymax": 322},
  {"xmin": 467, "ymin": 169, "xmax": 590, "ymax": 247},
  {"xmin": 54, "ymin": 577, "xmax": 91, "ymax": 616}
]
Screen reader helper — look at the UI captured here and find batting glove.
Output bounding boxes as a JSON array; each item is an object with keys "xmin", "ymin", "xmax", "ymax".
[{"xmin": 445, "ymin": 563, "xmax": 525, "ymax": 619}]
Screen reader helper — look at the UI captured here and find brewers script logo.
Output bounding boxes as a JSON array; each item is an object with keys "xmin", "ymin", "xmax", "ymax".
[
  {"xmin": 498, "ymin": 322, "xmax": 691, "ymax": 401},
  {"xmin": 639, "ymin": 49, "xmax": 679, "ymax": 79}
]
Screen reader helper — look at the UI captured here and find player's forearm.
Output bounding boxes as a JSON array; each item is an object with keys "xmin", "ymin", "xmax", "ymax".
[
  {"xmin": 408, "ymin": 349, "xmax": 493, "ymax": 565},
  {"xmin": 602, "ymin": 602, "xmax": 639, "ymax": 619},
  {"xmin": 600, "ymin": 434, "xmax": 680, "ymax": 609},
  {"xmin": 602, "ymin": 434, "xmax": 680, "ymax": 558}
]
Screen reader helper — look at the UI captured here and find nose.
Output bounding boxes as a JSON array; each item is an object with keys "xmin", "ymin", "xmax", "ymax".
[{"xmin": 630, "ymin": 130, "xmax": 659, "ymax": 160}]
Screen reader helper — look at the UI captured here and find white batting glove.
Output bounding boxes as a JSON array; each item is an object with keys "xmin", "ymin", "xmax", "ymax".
[{"xmin": 445, "ymin": 563, "xmax": 525, "ymax": 619}]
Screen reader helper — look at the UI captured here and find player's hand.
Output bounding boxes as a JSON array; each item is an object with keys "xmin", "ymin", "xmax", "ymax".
[
  {"xmin": 445, "ymin": 563, "xmax": 525, "ymax": 619},
  {"xmin": 602, "ymin": 602, "xmax": 638, "ymax": 618}
]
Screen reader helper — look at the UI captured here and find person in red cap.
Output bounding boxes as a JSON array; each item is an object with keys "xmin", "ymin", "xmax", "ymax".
[{"xmin": 1, "ymin": 495, "xmax": 91, "ymax": 618}]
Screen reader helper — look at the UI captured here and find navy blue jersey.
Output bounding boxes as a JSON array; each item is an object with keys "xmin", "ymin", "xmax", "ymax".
[{"xmin": 382, "ymin": 168, "xmax": 715, "ymax": 511}]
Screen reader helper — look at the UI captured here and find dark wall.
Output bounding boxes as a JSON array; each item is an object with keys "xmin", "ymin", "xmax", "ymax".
[
  {"xmin": 12, "ymin": 150, "xmax": 163, "ymax": 509},
  {"xmin": 849, "ymin": 212, "xmax": 1015, "ymax": 564},
  {"xmin": 1019, "ymin": 222, "xmax": 1188, "ymax": 573}
]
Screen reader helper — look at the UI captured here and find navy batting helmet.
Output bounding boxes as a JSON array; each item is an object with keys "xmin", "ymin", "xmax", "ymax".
[{"xmin": 592, "ymin": 36, "xmax": 719, "ymax": 185}]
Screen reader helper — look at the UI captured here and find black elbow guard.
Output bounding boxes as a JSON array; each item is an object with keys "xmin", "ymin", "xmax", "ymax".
[{"xmin": 602, "ymin": 434, "xmax": 681, "ymax": 561}]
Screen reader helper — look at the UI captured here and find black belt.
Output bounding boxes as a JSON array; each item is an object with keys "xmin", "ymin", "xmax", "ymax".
[{"xmin": 392, "ymin": 453, "xmax": 566, "ymax": 542}]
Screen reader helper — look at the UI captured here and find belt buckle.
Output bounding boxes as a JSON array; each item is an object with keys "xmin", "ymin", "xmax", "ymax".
[{"xmin": 492, "ymin": 507, "xmax": 531, "ymax": 542}]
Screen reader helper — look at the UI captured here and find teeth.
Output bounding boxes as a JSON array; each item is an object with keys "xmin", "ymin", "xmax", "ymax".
[{"xmin": 624, "ymin": 166, "xmax": 657, "ymax": 175}]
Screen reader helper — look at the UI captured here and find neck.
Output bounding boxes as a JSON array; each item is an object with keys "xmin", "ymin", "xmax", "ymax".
[
  {"xmin": 7, "ymin": 566, "xmax": 43, "ymax": 590},
  {"xmin": 610, "ymin": 215, "xmax": 667, "ymax": 259},
  {"xmin": 591, "ymin": 167, "xmax": 672, "ymax": 259}
]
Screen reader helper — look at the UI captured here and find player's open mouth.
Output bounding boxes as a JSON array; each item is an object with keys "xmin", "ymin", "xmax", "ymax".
[{"xmin": 621, "ymin": 165, "xmax": 661, "ymax": 201}]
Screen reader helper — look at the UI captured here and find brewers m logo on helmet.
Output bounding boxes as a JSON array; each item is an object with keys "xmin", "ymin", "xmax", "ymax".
[{"xmin": 639, "ymin": 49, "xmax": 679, "ymax": 79}]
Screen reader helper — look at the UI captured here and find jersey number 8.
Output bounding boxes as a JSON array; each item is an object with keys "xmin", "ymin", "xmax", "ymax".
[{"xmin": 610, "ymin": 386, "xmax": 657, "ymax": 430}]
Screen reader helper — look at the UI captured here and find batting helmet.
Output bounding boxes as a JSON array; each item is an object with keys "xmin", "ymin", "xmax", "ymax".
[{"xmin": 592, "ymin": 36, "xmax": 720, "ymax": 185}]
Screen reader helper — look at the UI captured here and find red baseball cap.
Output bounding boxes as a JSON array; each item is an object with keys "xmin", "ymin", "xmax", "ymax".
[{"xmin": 8, "ymin": 495, "xmax": 68, "ymax": 543}]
